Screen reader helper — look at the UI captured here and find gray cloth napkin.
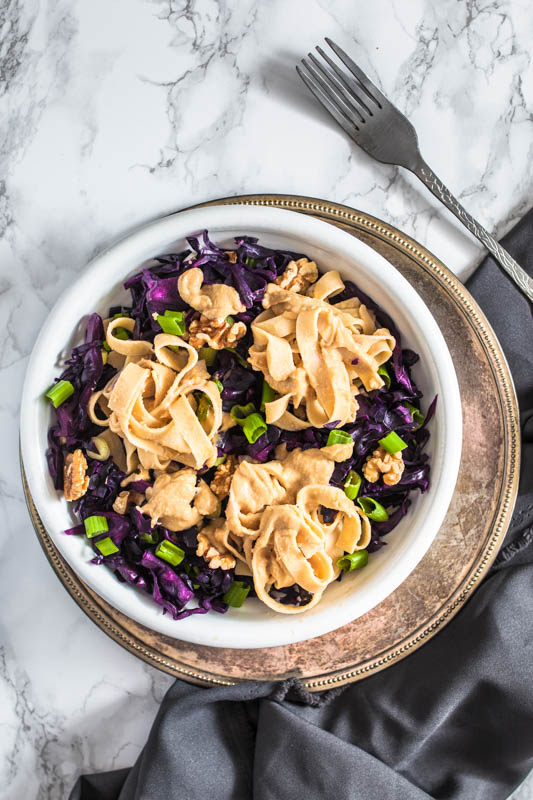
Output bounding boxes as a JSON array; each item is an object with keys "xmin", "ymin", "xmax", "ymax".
[{"xmin": 70, "ymin": 210, "xmax": 533, "ymax": 800}]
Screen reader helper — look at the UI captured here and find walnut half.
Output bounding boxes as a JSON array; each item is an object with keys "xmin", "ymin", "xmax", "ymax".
[
  {"xmin": 210, "ymin": 455, "xmax": 238, "ymax": 499},
  {"xmin": 188, "ymin": 315, "xmax": 246, "ymax": 350},
  {"xmin": 275, "ymin": 258, "xmax": 318, "ymax": 293},
  {"xmin": 196, "ymin": 528, "xmax": 236, "ymax": 571},
  {"xmin": 64, "ymin": 449, "xmax": 89, "ymax": 501},
  {"xmin": 362, "ymin": 446, "xmax": 405, "ymax": 486}
]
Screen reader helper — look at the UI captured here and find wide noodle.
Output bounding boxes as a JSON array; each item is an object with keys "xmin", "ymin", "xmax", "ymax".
[
  {"xmin": 201, "ymin": 443, "xmax": 371, "ymax": 614},
  {"xmin": 248, "ymin": 271, "xmax": 395, "ymax": 430},
  {"xmin": 89, "ymin": 323, "xmax": 223, "ymax": 472}
]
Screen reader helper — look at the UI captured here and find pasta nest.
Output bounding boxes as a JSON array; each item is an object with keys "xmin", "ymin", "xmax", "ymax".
[
  {"xmin": 248, "ymin": 270, "xmax": 395, "ymax": 430},
  {"xmin": 88, "ymin": 316, "xmax": 223, "ymax": 472},
  {"xmin": 202, "ymin": 444, "xmax": 371, "ymax": 613}
]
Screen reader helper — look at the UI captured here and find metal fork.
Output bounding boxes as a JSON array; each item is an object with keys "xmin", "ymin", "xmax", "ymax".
[{"xmin": 297, "ymin": 39, "xmax": 533, "ymax": 302}]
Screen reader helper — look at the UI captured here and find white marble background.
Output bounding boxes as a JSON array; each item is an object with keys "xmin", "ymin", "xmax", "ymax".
[{"xmin": 1, "ymin": 0, "xmax": 533, "ymax": 797}]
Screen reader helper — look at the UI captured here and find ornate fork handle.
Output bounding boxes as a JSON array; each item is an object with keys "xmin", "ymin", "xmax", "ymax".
[{"xmin": 413, "ymin": 160, "xmax": 533, "ymax": 301}]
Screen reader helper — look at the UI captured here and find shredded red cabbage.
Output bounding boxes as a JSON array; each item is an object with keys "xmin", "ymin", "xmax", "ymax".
[{"xmin": 46, "ymin": 231, "xmax": 435, "ymax": 619}]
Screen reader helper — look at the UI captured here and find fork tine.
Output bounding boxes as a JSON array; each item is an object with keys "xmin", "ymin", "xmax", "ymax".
[
  {"xmin": 295, "ymin": 65, "xmax": 360, "ymax": 139},
  {"xmin": 315, "ymin": 46, "xmax": 373, "ymax": 118},
  {"xmin": 325, "ymin": 38, "xmax": 384, "ymax": 109},
  {"xmin": 301, "ymin": 58, "xmax": 361, "ymax": 129},
  {"xmin": 307, "ymin": 53, "xmax": 367, "ymax": 123}
]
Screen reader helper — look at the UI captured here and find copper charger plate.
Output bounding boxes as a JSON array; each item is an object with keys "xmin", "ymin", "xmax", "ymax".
[{"xmin": 21, "ymin": 194, "xmax": 520, "ymax": 690}]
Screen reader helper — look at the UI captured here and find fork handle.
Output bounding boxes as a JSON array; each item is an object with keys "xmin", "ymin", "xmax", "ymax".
[{"xmin": 412, "ymin": 159, "xmax": 533, "ymax": 301}]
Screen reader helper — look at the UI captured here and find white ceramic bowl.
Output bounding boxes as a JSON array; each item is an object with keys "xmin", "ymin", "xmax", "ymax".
[{"xmin": 21, "ymin": 205, "xmax": 462, "ymax": 649}]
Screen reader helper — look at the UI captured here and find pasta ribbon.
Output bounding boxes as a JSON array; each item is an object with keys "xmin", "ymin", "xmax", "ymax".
[
  {"xmin": 249, "ymin": 274, "xmax": 395, "ymax": 430},
  {"xmin": 89, "ymin": 331, "xmax": 223, "ymax": 474},
  {"xmin": 212, "ymin": 442, "xmax": 373, "ymax": 614}
]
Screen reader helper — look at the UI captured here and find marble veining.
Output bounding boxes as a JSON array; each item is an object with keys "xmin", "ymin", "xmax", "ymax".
[{"xmin": 1, "ymin": 0, "xmax": 532, "ymax": 797}]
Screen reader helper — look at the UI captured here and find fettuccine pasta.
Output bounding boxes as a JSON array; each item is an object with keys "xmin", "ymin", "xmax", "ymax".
[
  {"xmin": 89, "ymin": 328, "xmax": 223, "ymax": 472},
  {"xmin": 249, "ymin": 273, "xmax": 395, "ymax": 430}
]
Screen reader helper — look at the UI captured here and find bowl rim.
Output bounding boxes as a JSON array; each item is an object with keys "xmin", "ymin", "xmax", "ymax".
[{"xmin": 20, "ymin": 204, "xmax": 462, "ymax": 648}]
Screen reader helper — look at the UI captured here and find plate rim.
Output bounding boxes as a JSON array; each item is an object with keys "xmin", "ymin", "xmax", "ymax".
[{"xmin": 20, "ymin": 194, "xmax": 519, "ymax": 688}]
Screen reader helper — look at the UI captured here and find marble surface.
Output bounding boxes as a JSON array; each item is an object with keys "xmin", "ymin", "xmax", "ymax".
[{"xmin": 1, "ymin": 0, "xmax": 532, "ymax": 797}]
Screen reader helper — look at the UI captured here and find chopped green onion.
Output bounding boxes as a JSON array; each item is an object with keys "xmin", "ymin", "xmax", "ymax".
[
  {"xmin": 326, "ymin": 430, "xmax": 353, "ymax": 447},
  {"xmin": 378, "ymin": 365, "xmax": 391, "ymax": 389},
  {"xmin": 140, "ymin": 530, "xmax": 158, "ymax": 545},
  {"xmin": 260, "ymin": 380, "xmax": 277, "ymax": 412},
  {"xmin": 337, "ymin": 550, "xmax": 369, "ymax": 572},
  {"xmin": 196, "ymin": 394, "xmax": 212, "ymax": 423},
  {"xmin": 102, "ymin": 341, "xmax": 111, "ymax": 352},
  {"xmin": 214, "ymin": 379, "xmax": 223, "ymax": 393},
  {"xmin": 86, "ymin": 436, "xmax": 110, "ymax": 462},
  {"xmin": 379, "ymin": 431, "xmax": 408, "ymax": 454},
  {"xmin": 101, "ymin": 349, "xmax": 108, "ymax": 365},
  {"xmin": 357, "ymin": 497, "xmax": 389, "ymax": 522},
  {"xmin": 405, "ymin": 402, "xmax": 425, "ymax": 431},
  {"xmin": 215, "ymin": 455, "xmax": 227, "ymax": 466},
  {"xmin": 156, "ymin": 310, "xmax": 186, "ymax": 337},
  {"xmin": 113, "ymin": 327, "xmax": 131, "ymax": 340},
  {"xmin": 243, "ymin": 413, "xmax": 267, "ymax": 444},
  {"xmin": 113, "ymin": 311, "xmax": 130, "ymax": 319},
  {"xmin": 343, "ymin": 470, "xmax": 362, "ymax": 501},
  {"xmin": 95, "ymin": 536, "xmax": 119, "ymax": 556},
  {"xmin": 230, "ymin": 402, "xmax": 256, "ymax": 424},
  {"xmin": 223, "ymin": 580, "xmax": 250, "ymax": 608},
  {"xmin": 84, "ymin": 515, "xmax": 109, "ymax": 538},
  {"xmin": 224, "ymin": 347, "xmax": 250, "ymax": 369},
  {"xmin": 245, "ymin": 256, "xmax": 256, "ymax": 268},
  {"xmin": 154, "ymin": 540, "xmax": 185, "ymax": 567},
  {"xmin": 226, "ymin": 316, "xmax": 235, "ymax": 326},
  {"xmin": 198, "ymin": 346, "xmax": 217, "ymax": 366},
  {"xmin": 45, "ymin": 380, "xmax": 74, "ymax": 408}
]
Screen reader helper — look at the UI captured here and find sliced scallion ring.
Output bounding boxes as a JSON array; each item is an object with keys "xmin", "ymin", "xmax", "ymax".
[
  {"xmin": 223, "ymin": 580, "xmax": 250, "ymax": 607},
  {"xmin": 86, "ymin": 436, "xmax": 111, "ymax": 461},
  {"xmin": 242, "ymin": 413, "xmax": 267, "ymax": 444},
  {"xmin": 95, "ymin": 536, "xmax": 119, "ymax": 556},
  {"xmin": 357, "ymin": 497, "xmax": 389, "ymax": 522},
  {"xmin": 84, "ymin": 515, "xmax": 109, "ymax": 538},
  {"xmin": 154, "ymin": 540, "xmax": 185, "ymax": 567},
  {"xmin": 326, "ymin": 429, "xmax": 352, "ymax": 447},
  {"xmin": 156, "ymin": 310, "xmax": 186, "ymax": 336},
  {"xmin": 379, "ymin": 431, "xmax": 408, "ymax": 454},
  {"xmin": 45, "ymin": 380, "xmax": 74, "ymax": 408},
  {"xmin": 230, "ymin": 402, "xmax": 256, "ymax": 424},
  {"xmin": 337, "ymin": 550, "xmax": 369, "ymax": 572},
  {"xmin": 343, "ymin": 470, "xmax": 361, "ymax": 501}
]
